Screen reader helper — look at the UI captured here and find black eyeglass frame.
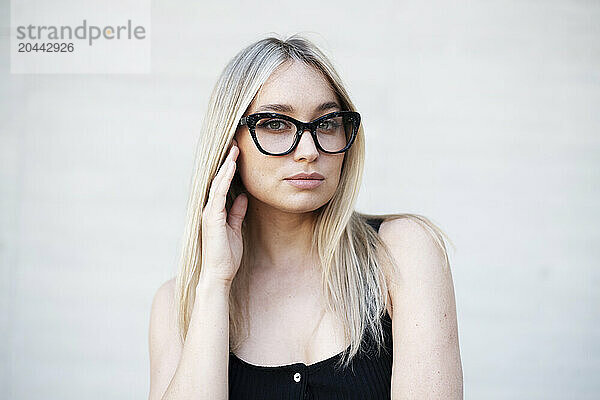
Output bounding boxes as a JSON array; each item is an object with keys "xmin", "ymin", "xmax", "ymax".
[{"xmin": 238, "ymin": 111, "xmax": 361, "ymax": 156}]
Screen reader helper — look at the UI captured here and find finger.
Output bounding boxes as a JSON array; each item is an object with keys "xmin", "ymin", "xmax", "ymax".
[
  {"xmin": 227, "ymin": 192, "xmax": 248, "ymax": 232},
  {"xmin": 216, "ymin": 145, "xmax": 239, "ymax": 199},
  {"xmin": 213, "ymin": 158, "xmax": 236, "ymax": 214},
  {"xmin": 206, "ymin": 145, "xmax": 238, "ymax": 211},
  {"xmin": 217, "ymin": 145, "xmax": 239, "ymax": 195}
]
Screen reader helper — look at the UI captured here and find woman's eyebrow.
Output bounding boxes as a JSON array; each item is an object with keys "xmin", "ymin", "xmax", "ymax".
[{"xmin": 256, "ymin": 101, "xmax": 341, "ymax": 113}]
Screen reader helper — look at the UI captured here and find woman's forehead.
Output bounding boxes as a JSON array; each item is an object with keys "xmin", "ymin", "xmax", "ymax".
[
  {"xmin": 250, "ymin": 80, "xmax": 339, "ymax": 116},
  {"xmin": 245, "ymin": 60, "xmax": 341, "ymax": 117},
  {"xmin": 259, "ymin": 61, "xmax": 333, "ymax": 95},
  {"xmin": 253, "ymin": 101, "xmax": 341, "ymax": 114}
]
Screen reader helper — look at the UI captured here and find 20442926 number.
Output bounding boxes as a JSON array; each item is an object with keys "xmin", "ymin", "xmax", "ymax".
[{"xmin": 18, "ymin": 42, "xmax": 74, "ymax": 52}]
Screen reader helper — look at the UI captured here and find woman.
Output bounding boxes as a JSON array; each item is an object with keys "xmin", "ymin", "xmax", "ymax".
[{"xmin": 148, "ymin": 34, "xmax": 463, "ymax": 399}]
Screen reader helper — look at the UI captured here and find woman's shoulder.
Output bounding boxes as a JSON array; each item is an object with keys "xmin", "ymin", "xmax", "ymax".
[
  {"xmin": 149, "ymin": 276, "xmax": 179, "ymax": 345},
  {"xmin": 154, "ymin": 277, "xmax": 177, "ymax": 303},
  {"xmin": 375, "ymin": 214, "xmax": 451, "ymax": 281},
  {"xmin": 363, "ymin": 214, "xmax": 428, "ymax": 235},
  {"xmin": 364, "ymin": 214, "xmax": 448, "ymax": 247},
  {"xmin": 149, "ymin": 276, "xmax": 182, "ymax": 399},
  {"xmin": 362, "ymin": 213, "xmax": 451, "ymax": 272}
]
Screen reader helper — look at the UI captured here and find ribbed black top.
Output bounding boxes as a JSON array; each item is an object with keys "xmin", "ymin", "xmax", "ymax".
[{"xmin": 228, "ymin": 217, "xmax": 392, "ymax": 399}]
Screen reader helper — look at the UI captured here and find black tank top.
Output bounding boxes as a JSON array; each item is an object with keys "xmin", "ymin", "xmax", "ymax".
[{"xmin": 229, "ymin": 217, "xmax": 393, "ymax": 399}]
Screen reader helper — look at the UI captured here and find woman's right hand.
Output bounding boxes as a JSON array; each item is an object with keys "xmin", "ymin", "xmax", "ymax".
[{"xmin": 199, "ymin": 139, "xmax": 248, "ymax": 287}]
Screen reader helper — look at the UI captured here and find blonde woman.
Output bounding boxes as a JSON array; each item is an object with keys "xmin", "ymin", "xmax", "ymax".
[{"xmin": 148, "ymin": 34, "xmax": 463, "ymax": 400}]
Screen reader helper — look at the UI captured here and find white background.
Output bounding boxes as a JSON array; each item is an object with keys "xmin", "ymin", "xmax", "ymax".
[{"xmin": 1, "ymin": 0, "xmax": 599, "ymax": 399}]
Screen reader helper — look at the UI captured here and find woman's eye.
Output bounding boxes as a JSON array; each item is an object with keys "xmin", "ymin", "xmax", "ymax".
[
  {"xmin": 258, "ymin": 120, "xmax": 288, "ymax": 130},
  {"xmin": 319, "ymin": 121, "xmax": 339, "ymax": 130},
  {"xmin": 268, "ymin": 121, "xmax": 283, "ymax": 129}
]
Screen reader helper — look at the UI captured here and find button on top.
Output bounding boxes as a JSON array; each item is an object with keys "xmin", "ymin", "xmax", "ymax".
[{"xmin": 293, "ymin": 372, "xmax": 301, "ymax": 382}]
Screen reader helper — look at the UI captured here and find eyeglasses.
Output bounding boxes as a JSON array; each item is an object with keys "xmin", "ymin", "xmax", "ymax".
[{"xmin": 238, "ymin": 111, "xmax": 361, "ymax": 156}]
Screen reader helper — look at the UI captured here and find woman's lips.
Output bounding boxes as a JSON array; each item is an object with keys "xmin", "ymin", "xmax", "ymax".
[{"xmin": 284, "ymin": 178, "xmax": 324, "ymax": 189}]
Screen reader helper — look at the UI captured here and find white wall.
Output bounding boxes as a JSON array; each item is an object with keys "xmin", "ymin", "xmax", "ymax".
[{"xmin": 1, "ymin": 0, "xmax": 598, "ymax": 398}]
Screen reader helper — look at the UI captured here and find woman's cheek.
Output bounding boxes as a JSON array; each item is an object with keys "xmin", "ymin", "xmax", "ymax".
[{"xmin": 239, "ymin": 167, "xmax": 272, "ymax": 199}]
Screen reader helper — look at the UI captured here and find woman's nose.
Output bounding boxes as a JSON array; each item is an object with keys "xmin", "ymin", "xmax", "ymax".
[{"xmin": 293, "ymin": 128, "xmax": 319, "ymax": 161}]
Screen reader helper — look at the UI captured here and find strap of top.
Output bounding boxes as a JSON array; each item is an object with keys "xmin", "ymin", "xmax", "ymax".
[{"xmin": 366, "ymin": 217, "xmax": 384, "ymax": 233}]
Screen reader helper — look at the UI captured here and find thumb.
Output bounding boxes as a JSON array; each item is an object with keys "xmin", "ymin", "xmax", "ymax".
[{"xmin": 227, "ymin": 193, "xmax": 248, "ymax": 232}]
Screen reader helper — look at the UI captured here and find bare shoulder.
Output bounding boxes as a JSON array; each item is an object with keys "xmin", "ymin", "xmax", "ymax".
[
  {"xmin": 377, "ymin": 215, "xmax": 450, "ymax": 280},
  {"xmin": 150, "ymin": 277, "xmax": 178, "ymax": 335},
  {"xmin": 149, "ymin": 276, "xmax": 180, "ymax": 347},
  {"xmin": 152, "ymin": 277, "xmax": 177, "ymax": 313},
  {"xmin": 148, "ymin": 276, "xmax": 182, "ymax": 400}
]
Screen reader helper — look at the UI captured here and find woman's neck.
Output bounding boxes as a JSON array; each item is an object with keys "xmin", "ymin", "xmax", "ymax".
[{"xmin": 245, "ymin": 200, "xmax": 320, "ymax": 272}]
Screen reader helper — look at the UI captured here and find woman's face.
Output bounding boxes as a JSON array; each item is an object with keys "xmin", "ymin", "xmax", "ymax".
[{"xmin": 234, "ymin": 60, "xmax": 346, "ymax": 214}]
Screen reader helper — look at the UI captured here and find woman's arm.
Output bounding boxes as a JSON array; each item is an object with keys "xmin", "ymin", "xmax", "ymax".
[
  {"xmin": 148, "ymin": 276, "xmax": 231, "ymax": 400},
  {"xmin": 149, "ymin": 141, "xmax": 246, "ymax": 399},
  {"xmin": 379, "ymin": 217, "xmax": 464, "ymax": 399}
]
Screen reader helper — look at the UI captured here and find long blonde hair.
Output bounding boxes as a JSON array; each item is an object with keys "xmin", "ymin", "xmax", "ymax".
[{"xmin": 174, "ymin": 33, "xmax": 453, "ymax": 370}]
